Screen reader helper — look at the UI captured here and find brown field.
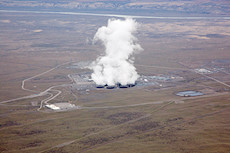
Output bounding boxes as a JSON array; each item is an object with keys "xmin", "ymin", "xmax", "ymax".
[{"xmin": 0, "ymin": 12, "xmax": 230, "ymax": 153}]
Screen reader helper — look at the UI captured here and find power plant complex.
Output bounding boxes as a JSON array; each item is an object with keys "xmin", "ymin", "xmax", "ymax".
[{"xmin": 96, "ymin": 83, "xmax": 136, "ymax": 89}]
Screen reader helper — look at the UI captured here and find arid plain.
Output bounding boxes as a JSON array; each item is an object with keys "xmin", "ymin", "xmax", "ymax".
[{"xmin": 0, "ymin": 11, "xmax": 230, "ymax": 153}]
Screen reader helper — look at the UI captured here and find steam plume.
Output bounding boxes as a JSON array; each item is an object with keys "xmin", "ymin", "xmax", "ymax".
[{"xmin": 91, "ymin": 18, "xmax": 142, "ymax": 86}]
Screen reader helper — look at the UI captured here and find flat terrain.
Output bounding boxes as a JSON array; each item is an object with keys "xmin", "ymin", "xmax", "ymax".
[{"xmin": 0, "ymin": 11, "xmax": 230, "ymax": 153}]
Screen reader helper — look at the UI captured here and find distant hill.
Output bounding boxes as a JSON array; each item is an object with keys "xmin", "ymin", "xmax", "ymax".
[{"xmin": 0, "ymin": 0, "xmax": 230, "ymax": 16}]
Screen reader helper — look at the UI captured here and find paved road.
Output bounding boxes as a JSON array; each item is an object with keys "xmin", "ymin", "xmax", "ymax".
[
  {"xmin": 1, "ymin": 10, "xmax": 230, "ymax": 20},
  {"xmin": 21, "ymin": 61, "xmax": 71, "ymax": 93},
  {"xmin": 194, "ymin": 71, "xmax": 230, "ymax": 88},
  {"xmin": 0, "ymin": 62, "xmax": 72, "ymax": 109}
]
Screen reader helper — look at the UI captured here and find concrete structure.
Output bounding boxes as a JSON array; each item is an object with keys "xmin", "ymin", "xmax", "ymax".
[
  {"xmin": 127, "ymin": 83, "xmax": 135, "ymax": 87},
  {"xmin": 119, "ymin": 85, "xmax": 128, "ymax": 88},
  {"xmin": 95, "ymin": 82, "xmax": 136, "ymax": 89},
  {"xmin": 195, "ymin": 68, "xmax": 212, "ymax": 74},
  {"xmin": 106, "ymin": 85, "xmax": 115, "ymax": 89},
  {"xmin": 46, "ymin": 104, "xmax": 60, "ymax": 110},
  {"xmin": 96, "ymin": 85, "xmax": 105, "ymax": 88},
  {"xmin": 45, "ymin": 103, "xmax": 77, "ymax": 111}
]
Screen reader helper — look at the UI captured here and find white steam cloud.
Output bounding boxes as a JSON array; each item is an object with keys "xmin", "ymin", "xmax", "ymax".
[{"xmin": 91, "ymin": 18, "xmax": 142, "ymax": 86}]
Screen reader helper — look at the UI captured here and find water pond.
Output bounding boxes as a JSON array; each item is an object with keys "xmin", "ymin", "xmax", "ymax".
[{"xmin": 176, "ymin": 91, "xmax": 204, "ymax": 97}]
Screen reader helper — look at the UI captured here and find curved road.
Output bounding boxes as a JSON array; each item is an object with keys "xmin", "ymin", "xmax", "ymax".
[{"xmin": 0, "ymin": 62, "xmax": 72, "ymax": 110}]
